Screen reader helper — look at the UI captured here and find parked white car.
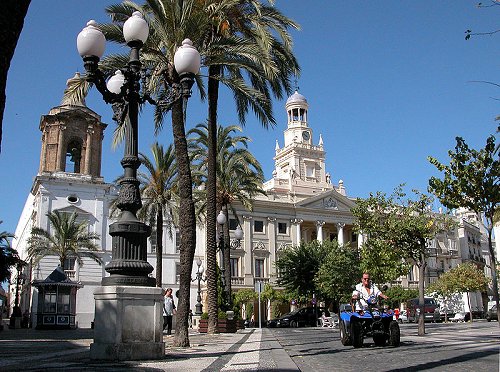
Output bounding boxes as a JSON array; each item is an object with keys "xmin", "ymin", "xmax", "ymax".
[{"xmin": 394, "ymin": 310, "xmax": 408, "ymax": 323}]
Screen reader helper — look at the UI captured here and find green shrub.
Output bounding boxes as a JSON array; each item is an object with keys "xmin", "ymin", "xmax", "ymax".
[
  {"xmin": 200, "ymin": 312, "xmax": 209, "ymax": 320},
  {"xmin": 218, "ymin": 310, "xmax": 228, "ymax": 319}
]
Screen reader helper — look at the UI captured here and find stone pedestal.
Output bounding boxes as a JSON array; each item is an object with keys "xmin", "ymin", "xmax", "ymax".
[
  {"xmin": 192, "ymin": 314, "xmax": 201, "ymax": 330},
  {"xmin": 90, "ymin": 286, "xmax": 164, "ymax": 361}
]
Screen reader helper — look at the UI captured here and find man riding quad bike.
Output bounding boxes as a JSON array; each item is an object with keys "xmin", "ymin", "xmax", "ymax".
[{"xmin": 339, "ymin": 273, "xmax": 400, "ymax": 348}]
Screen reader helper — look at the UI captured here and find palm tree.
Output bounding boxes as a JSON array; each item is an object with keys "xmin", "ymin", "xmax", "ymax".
[
  {"xmin": 0, "ymin": 221, "xmax": 19, "ymax": 283},
  {"xmin": 189, "ymin": 123, "xmax": 266, "ymax": 303},
  {"xmin": 201, "ymin": 0, "xmax": 300, "ymax": 334},
  {"xmin": 63, "ymin": 0, "xmax": 299, "ymax": 342},
  {"xmin": 27, "ymin": 211, "xmax": 102, "ymax": 268},
  {"xmin": 138, "ymin": 142, "xmax": 178, "ymax": 288}
]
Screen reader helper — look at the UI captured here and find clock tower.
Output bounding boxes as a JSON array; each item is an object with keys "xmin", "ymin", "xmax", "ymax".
[{"xmin": 264, "ymin": 90, "xmax": 333, "ymax": 197}]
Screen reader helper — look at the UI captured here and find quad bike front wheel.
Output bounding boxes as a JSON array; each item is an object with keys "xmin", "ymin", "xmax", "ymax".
[
  {"xmin": 351, "ymin": 319, "xmax": 363, "ymax": 348},
  {"xmin": 339, "ymin": 320, "xmax": 352, "ymax": 346}
]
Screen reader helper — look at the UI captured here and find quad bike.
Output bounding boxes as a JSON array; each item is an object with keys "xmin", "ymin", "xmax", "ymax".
[{"xmin": 339, "ymin": 289, "xmax": 400, "ymax": 348}]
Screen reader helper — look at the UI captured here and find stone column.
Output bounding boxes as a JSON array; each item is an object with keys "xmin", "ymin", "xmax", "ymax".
[
  {"xmin": 56, "ymin": 124, "xmax": 66, "ymax": 171},
  {"xmin": 337, "ymin": 223, "xmax": 345, "ymax": 246},
  {"xmin": 291, "ymin": 218, "xmax": 303, "ymax": 245},
  {"xmin": 267, "ymin": 217, "xmax": 277, "ymax": 278},
  {"xmin": 358, "ymin": 232, "xmax": 365, "ymax": 249},
  {"xmin": 316, "ymin": 220, "xmax": 325, "ymax": 242},
  {"xmin": 84, "ymin": 125, "xmax": 94, "ymax": 175},
  {"xmin": 242, "ymin": 215, "xmax": 253, "ymax": 286}
]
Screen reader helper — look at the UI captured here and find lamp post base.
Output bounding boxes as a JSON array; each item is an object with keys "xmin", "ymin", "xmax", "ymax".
[
  {"xmin": 90, "ymin": 286, "xmax": 164, "ymax": 361},
  {"xmin": 9, "ymin": 306, "xmax": 22, "ymax": 329},
  {"xmin": 103, "ymin": 220, "xmax": 155, "ymax": 287},
  {"xmin": 195, "ymin": 302, "xmax": 203, "ymax": 315}
]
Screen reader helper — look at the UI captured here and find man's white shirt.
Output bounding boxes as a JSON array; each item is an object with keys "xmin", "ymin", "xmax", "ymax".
[{"xmin": 352, "ymin": 283, "xmax": 381, "ymax": 310}]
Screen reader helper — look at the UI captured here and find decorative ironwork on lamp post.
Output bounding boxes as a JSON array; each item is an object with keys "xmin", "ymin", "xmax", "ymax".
[
  {"xmin": 192, "ymin": 258, "xmax": 206, "ymax": 315},
  {"xmin": 77, "ymin": 12, "xmax": 200, "ymax": 286}
]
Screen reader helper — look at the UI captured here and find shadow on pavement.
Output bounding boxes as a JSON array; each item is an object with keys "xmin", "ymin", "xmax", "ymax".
[{"xmin": 386, "ymin": 348, "xmax": 499, "ymax": 371}]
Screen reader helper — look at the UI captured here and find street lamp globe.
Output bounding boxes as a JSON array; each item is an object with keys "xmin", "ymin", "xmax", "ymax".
[
  {"xmin": 217, "ymin": 210, "xmax": 227, "ymax": 225},
  {"xmin": 123, "ymin": 11, "xmax": 149, "ymax": 44},
  {"xmin": 77, "ymin": 20, "xmax": 105, "ymax": 58},
  {"xmin": 234, "ymin": 225, "xmax": 244, "ymax": 241},
  {"xmin": 174, "ymin": 39, "xmax": 201, "ymax": 75},
  {"xmin": 106, "ymin": 70, "xmax": 125, "ymax": 94}
]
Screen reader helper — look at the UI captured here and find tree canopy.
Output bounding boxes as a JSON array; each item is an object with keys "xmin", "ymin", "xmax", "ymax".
[
  {"xmin": 276, "ymin": 240, "xmax": 360, "ymax": 307},
  {"xmin": 427, "ymin": 262, "xmax": 490, "ymax": 322},
  {"xmin": 27, "ymin": 211, "xmax": 101, "ymax": 267},
  {"xmin": 352, "ymin": 186, "xmax": 454, "ymax": 335},
  {"xmin": 428, "ymin": 134, "xmax": 500, "ymax": 327}
]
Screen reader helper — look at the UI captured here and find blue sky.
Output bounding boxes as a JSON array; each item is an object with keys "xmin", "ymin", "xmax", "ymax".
[{"xmin": 1, "ymin": 0, "xmax": 499, "ymax": 236}]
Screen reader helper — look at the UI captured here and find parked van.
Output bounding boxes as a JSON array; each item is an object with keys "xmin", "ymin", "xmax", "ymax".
[{"xmin": 406, "ymin": 297, "xmax": 440, "ymax": 323}]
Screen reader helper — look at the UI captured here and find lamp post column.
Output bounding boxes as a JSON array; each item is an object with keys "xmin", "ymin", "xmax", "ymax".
[{"xmin": 104, "ymin": 39, "xmax": 154, "ymax": 287}]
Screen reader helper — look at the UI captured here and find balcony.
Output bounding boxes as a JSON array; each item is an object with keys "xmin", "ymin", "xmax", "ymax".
[
  {"xmin": 64, "ymin": 270, "xmax": 76, "ymax": 280},
  {"xmin": 231, "ymin": 277, "xmax": 244, "ymax": 285}
]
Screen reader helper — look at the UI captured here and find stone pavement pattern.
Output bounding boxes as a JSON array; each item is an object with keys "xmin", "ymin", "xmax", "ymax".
[{"xmin": 0, "ymin": 325, "xmax": 299, "ymax": 371}]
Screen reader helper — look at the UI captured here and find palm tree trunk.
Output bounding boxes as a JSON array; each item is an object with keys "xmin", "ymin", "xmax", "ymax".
[
  {"xmin": 171, "ymin": 94, "xmax": 196, "ymax": 347},
  {"xmin": 155, "ymin": 208, "xmax": 163, "ymax": 287},
  {"xmin": 206, "ymin": 64, "xmax": 221, "ymax": 334},
  {"xmin": 223, "ymin": 205, "xmax": 231, "ymax": 306},
  {"xmin": 0, "ymin": 0, "xmax": 31, "ymax": 153}
]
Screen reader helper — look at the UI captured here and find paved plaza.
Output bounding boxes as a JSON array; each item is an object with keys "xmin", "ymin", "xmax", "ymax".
[
  {"xmin": 0, "ymin": 324, "xmax": 298, "ymax": 371},
  {"xmin": 0, "ymin": 321, "xmax": 498, "ymax": 371}
]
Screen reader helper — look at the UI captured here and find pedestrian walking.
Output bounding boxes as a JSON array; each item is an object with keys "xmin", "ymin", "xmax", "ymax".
[
  {"xmin": 188, "ymin": 309, "xmax": 193, "ymax": 328},
  {"xmin": 163, "ymin": 288, "xmax": 176, "ymax": 335}
]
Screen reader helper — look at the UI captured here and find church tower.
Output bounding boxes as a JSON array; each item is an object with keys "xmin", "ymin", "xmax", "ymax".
[
  {"xmin": 264, "ymin": 90, "xmax": 334, "ymax": 197},
  {"xmin": 12, "ymin": 74, "xmax": 115, "ymax": 329},
  {"xmin": 38, "ymin": 73, "xmax": 106, "ymax": 179}
]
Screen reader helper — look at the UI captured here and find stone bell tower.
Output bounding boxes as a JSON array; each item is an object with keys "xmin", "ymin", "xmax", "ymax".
[
  {"xmin": 38, "ymin": 73, "xmax": 107, "ymax": 179},
  {"xmin": 12, "ymin": 73, "xmax": 114, "ymax": 329}
]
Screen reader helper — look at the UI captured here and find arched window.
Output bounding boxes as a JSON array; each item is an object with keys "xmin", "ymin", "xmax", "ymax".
[{"xmin": 65, "ymin": 139, "xmax": 82, "ymax": 173}]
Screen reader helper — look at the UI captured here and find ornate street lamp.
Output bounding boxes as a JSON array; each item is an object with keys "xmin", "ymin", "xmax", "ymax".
[
  {"xmin": 192, "ymin": 258, "xmax": 206, "ymax": 315},
  {"xmin": 77, "ymin": 13, "xmax": 200, "ymax": 287},
  {"xmin": 231, "ymin": 225, "xmax": 244, "ymax": 249},
  {"xmin": 217, "ymin": 210, "xmax": 228, "ymax": 293},
  {"xmin": 216, "ymin": 211, "xmax": 243, "ymax": 305},
  {"xmin": 9, "ymin": 261, "xmax": 26, "ymax": 328}
]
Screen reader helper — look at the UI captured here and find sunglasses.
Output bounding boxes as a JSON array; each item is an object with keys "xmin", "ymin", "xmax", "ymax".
[{"xmin": 362, "ymin": 278, "xmax": 370, "ymax": 281}]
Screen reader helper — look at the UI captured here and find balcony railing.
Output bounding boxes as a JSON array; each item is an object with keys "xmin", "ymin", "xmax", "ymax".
[
  {"xmin": 231, "ymin": 277, "xmax": 244, "ymax": 285},
  {"xmin": 64, "ymin": 270, "xmax": 76, "ymax": 280},
  {"xmin": 254, "ymin": 278, "xmax": 269, "ymax": 285}
]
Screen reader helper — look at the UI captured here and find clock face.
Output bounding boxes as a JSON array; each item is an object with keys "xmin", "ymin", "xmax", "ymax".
[{"xmin": 302, "ymin": 131, "xmax": 310, "ymax": 141}]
